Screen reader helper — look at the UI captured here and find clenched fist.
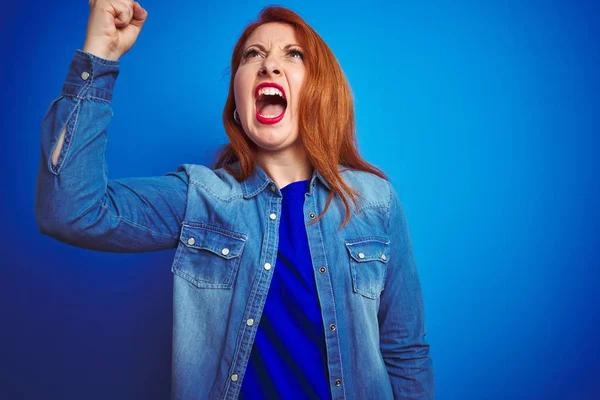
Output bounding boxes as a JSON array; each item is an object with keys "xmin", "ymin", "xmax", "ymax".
[{"xmin": 82, "ymin": 0, "xmax": 148, "ymax": 61}]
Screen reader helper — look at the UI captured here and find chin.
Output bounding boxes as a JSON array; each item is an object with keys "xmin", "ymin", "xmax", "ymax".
[
  {"xmin": 249, "ymin": 126, "xmax": 291, "ymax": 142},
  {"xmin": 255, "ymin": 139, "xmax": 292, "ymax": 152}
]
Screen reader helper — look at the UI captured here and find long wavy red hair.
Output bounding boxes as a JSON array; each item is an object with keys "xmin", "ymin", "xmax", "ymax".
[{"xmin": 215, "ymin": 6, "xmax": 387, "ymax": 228}]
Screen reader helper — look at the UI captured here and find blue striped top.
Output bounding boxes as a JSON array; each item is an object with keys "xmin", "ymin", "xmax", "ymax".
[{"xmin": 239, "ymin": 179, "xmax": 331, "ymax": 399}]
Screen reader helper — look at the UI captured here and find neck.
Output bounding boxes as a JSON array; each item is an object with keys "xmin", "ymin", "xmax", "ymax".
[{"xmin": 256, "ymin": 142, "xmax": 313, "ymax": 189}]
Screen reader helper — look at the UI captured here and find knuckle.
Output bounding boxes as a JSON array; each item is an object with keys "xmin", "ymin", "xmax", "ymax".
[{"xmin": 123, "ymin": 0, "xmax": 134, "ymax": 13}]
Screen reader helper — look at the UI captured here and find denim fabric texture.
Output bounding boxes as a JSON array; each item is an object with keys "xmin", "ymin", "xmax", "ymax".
[{"xmin": 35, "ymin": 50, "xmax": 435, "ymax": 400}]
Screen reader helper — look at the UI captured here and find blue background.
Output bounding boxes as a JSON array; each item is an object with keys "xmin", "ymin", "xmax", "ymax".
[{"xmin": 1, "ymin": 0, "xmax": 598, "ymax": 399}]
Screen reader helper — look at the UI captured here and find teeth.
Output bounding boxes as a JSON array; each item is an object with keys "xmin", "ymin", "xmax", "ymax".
[{"xmin": 258, "ymin": 87, "xmax": 284, "ymax": 98}]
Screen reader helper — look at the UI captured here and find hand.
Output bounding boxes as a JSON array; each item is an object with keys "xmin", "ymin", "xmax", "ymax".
[{"xmin": 82, "ymin": 0, "xmax": 148, "ymax": 61}]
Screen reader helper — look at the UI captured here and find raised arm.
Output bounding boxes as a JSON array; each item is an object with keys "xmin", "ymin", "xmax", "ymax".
[
  {"xmin": 35, "ymin": 1, "xmax": 188, "ymax": 253},
  {"xmin": 378, "ymin": 184, "xmax": 435, "ymax": 399}
]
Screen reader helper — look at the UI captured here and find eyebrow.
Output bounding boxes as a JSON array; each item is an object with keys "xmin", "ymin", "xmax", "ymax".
[{"xmin": 244, "ymin": 43, "xmax": 302, "ymax": 51}]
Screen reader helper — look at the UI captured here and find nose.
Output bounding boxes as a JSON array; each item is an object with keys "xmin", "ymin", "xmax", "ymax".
[{"xmin": 259, "ymin": 56, "xmax": 281, "ymax": 77}]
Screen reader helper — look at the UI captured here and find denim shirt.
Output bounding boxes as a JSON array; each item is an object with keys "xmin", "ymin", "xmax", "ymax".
[{"xmin": 35, "ymin": 50, "xmax": 434, "ymax": 400}]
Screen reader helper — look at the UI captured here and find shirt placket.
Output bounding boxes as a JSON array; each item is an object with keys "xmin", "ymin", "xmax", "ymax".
[
  {"xmin": 303, "ymin": 185, "xmax": 346, "ymax": 400},
  {"xmin": 223, "ymin": 184, "xmax": 282, "ymax": 399}
]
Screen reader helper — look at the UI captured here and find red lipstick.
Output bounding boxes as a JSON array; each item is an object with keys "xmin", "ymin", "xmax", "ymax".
[{"xmin": 255, "ymin": 82, "xmax": 287, "ymax": 125}]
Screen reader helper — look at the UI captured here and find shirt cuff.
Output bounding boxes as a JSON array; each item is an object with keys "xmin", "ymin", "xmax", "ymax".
[{"xmin": 61, "ymin": 49, "xmax": 120, "ymax": 103}]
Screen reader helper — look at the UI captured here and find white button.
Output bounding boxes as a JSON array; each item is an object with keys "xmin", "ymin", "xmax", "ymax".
[
  {"xmin": 246, "ymin": 318, "xmax": 254, "ymax": 326},
  {"xmin": 270, "ymin": 184, "xmax": 276, "ymax": 192},
  {"xmin": 187, "ymin": 238, "xmax": 195, "ymax": 246},
  {"xmin": 269, "ymin": 213, "xmax": 277, "ymax": 220},
  {"xmin": 381, "ymin": 254, "xmax": 387, "ymax": 261},
  {"xmin": 263, "ymin": 262, "xmax": 272, "ymax": 271},
  {"xmin": 231, "ymin": 374, "xmax": 239, "ymax": 382},
  {"xmin": 358, "ymin": 252, "xmax": 365, "ymax": 259},
  {"xmin": 221, "ymin": 248, "xmax": 230, "ymax": 256},
  {"xmin": 80, "ymin": 71, "xmax": 90, "ymax": 80}
]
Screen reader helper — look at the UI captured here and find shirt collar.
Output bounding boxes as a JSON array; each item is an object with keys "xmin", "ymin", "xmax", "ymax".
[{"xmin": 240, "ymin": 163, "xmax": 331, "ymax": 199}]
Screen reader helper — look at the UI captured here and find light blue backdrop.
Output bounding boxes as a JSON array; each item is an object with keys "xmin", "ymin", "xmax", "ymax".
[{"xmin": 1, "ymin": 0, "xmax": 598, "ymax": 399}]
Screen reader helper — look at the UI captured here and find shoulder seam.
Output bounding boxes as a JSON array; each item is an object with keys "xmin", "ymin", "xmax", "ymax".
[
  {"xmin": 350, "ymin": 172, "xmax": 392, "ymax": 213},
  {"xmin": 188, "ymin": 177, "xmax": 243, "ymax": 203}
]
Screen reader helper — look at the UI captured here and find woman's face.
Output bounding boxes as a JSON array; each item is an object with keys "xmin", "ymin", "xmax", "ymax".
[{"xmin": 234, "ymin": 22, "xmax": 306, "ymax": 155}]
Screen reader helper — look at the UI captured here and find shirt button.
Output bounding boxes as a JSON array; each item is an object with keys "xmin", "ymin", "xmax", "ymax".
[
  {"xmin": 270, "ymin": 184, "xmax": 276, "ymax": 192},
  {"xmin": 269, "ymin": 213, "xmax": 277, "ymax": 220},
  {"xmin": 334, "ymin": 379, "xmax": 342, "ymax": 387},
  {"xmin": 80, "ymin": 71, "xmax": 90, "ymax": 80},
  {"xmin": 358, "ymin": 252, "xmax": 365, "ymax": 259},
  {"xmin": 264, "ymin": 262, "xmax": 272, "ymax": 271},
  {"xmin": 319, "ymin": 266, "xmax": 326, "ymax": 274},
  {"xmin": 309, "ymin": 212, "xmax": 316, "ymax": 219},
  {"xmin": 329, "ymin": 324, "xmax": 336, "ymax": 331},
  {"xmin": 221, "ymin": 248, "xmax": 230, "ymax": 256},
  {"xmin": 246, "ymin": 318, "xmax": 254, "ymax": 326},
  {"xmin": 381, "ymin": 254, "xmax": 387, "ymax": 261},
  {"xmin": 231, "ymin": 374, "xmax": 239, "ymax": 382},
  {"xmin": 187, "ymin": 237, "xmax": 196, "ymax": 246}
]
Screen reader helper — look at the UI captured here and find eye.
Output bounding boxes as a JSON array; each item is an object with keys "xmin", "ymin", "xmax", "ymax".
[
  {"xmin": 242, "ymin": 49, "xmax": 261, "ymax": 59},
  {"xmin": 288, "ymin": 49, "xmax": 304, "ymax": 60}
]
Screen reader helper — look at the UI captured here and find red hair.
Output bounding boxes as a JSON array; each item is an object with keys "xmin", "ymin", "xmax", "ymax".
[{"xmin": 215, "ymin": 6, "xmax": 387, "ymax": 228}]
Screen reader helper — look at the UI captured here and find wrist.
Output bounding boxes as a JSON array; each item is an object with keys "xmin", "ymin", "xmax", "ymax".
[{"xmin": 82, "ymin": 41, "xmax": 120, "ymax": 61}]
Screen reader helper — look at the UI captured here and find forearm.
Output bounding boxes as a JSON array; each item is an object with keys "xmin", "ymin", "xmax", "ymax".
[
  {"xmin": 36, "ymin": 50, "xmax": 118, "ymax": 231},
  {"xmin": 381, "ymin": 324, "xmax": 434, "ymax": 399},
  {"xmin": 379, "ymin": 268, "xmax": 434, "ymax": 399}
]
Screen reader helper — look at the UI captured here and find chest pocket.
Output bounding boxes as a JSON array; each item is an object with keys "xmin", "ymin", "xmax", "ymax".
[
  {"xmin": 345, "ymin": 237, "xmax": 390, "ymax": 299},
  {"xmin": 172, "ymin": 222, "xmax": 247, "ymax": 289}
]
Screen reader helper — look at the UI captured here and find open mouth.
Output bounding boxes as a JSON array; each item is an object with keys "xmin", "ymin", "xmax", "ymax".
[{"xmin": 255, "ymin": 82, "xmax": 287, "ymax": 125}]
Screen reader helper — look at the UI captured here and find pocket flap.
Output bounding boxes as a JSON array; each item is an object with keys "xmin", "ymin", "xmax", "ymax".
[
  {"xmin": 345, "ymin": 237, "xmax": 390, "ymax": 263},
  {"xmin": 179, "ymin": 223, "xmax": 246, "ymax": 259}
]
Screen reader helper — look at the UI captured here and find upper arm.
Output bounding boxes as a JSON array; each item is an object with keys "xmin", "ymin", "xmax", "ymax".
[{"xmin": 36, "ymin": 169, "xmax": 189, "ymax": 253}]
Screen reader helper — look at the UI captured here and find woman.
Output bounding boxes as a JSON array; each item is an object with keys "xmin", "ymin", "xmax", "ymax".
[{"xmin": 35, "ymin": 1, "xmax": 434, "ymax": 399}]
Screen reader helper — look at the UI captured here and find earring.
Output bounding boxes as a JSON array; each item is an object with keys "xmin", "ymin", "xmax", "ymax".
[{"xmin": 233, "ymin": 109, "xmax": 241, "ymax": 124}]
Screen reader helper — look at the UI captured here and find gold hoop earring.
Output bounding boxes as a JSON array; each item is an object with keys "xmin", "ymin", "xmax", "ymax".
[{"xmin": 233, "ymin": 109, "xmax": 241, "ymax": 124}]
